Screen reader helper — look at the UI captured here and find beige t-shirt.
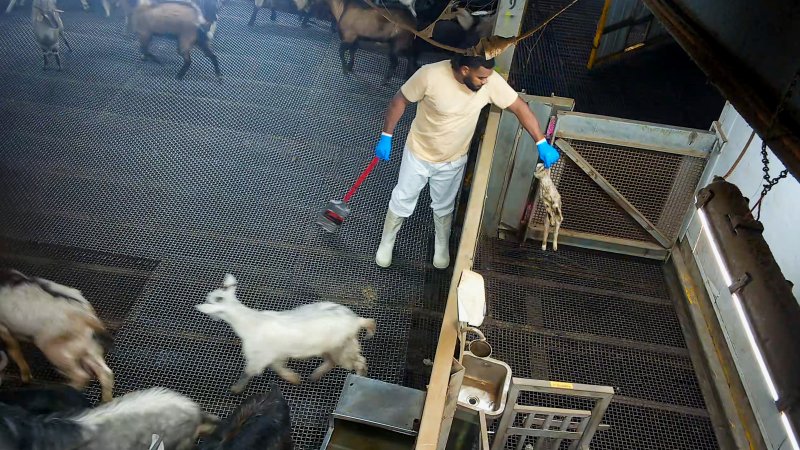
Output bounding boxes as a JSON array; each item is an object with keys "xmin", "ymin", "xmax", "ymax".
[{"xmin": 400, "ymin": 60, "xmax": 519, "ymax": 163}]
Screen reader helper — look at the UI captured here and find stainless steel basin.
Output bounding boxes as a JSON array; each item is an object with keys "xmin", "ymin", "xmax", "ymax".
[{"xmin": 457, "ymin": 351, "xmax": 512, "ymax": 418}]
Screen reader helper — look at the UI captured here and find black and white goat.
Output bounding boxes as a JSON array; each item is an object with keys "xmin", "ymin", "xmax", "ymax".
[
  {"xmin": 0, "ymin": 387, "xmax": 217, "ymax": 450},
  {"xmin": 198, "ymin": 383, "xmax": 293, "ymax": 450},
  {"xmin": 196, "ymin": 274, "xmax": 376, "ymax": 393},
  {"xmin": 0, "ymin": 269, "xmax": 114, "ymax": 402}
]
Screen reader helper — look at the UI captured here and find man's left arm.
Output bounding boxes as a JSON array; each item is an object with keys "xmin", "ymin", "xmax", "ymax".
[{"xmin": 505, "ymin": 97, "xmax": 560, "ymax": 168}]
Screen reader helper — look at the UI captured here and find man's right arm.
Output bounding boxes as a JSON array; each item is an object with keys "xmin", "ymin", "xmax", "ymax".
[
  {"xmin": 375, "ymin": 66, "xmax": 426, "ymax": 161},
  {"xmin": 382, "ymin": 91, "xmax": 411, "ymax": 135},
  {"xmin": 375, "ymin": 91, "xmax": 412, "ymax": 161}
]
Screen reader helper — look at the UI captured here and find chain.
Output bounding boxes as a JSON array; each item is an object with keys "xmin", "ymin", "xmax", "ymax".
[
  {"xmin": 751, "ymin": 69, "xmax": 799, "ymax": 219},
  {"xmin": 759, "ymin": 139, "xmax": 789, "ymax": 199}
]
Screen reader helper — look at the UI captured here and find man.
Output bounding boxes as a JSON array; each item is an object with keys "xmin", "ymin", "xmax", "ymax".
[{"xmin": 373, "ymin": 54, "xmax": 560, "ymax": 269}]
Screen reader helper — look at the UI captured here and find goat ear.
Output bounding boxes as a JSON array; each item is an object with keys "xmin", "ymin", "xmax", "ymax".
[{"xmin": 223, "ymin": 273, "xmax": 237, "ymax": 289}]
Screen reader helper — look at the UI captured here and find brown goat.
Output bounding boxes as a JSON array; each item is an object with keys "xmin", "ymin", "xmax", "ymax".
[
  {"xmin": 125, "ymin": 0, "xmax": 221, "ymax": 81},
  {"xmin": 303, "ymin": 0, "xmax": 415, "ymax": 82}
]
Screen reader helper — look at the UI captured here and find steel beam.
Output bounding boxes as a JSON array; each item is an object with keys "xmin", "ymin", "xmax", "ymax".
[{"xmin": 643, "ymin": 0, "xmax": 800, "ymax": 182}]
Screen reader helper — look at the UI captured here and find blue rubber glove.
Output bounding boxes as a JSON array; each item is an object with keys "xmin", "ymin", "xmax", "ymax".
[
  {"xmin": 375, "ymin": 132, "xmax": 393, "ymax": 161},
  {"xmin": 536, "ymin": 138, "xmax": 560, "ymax": 168}
]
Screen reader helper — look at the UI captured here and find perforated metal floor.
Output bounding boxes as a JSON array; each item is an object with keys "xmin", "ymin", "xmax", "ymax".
[
  {"xmin": 0, "ymin": 2, "xmax": 448, "ymax": 448},
  {"xmin": 473, "ymin": 238, "xmax": 720, "ymax": 450}
]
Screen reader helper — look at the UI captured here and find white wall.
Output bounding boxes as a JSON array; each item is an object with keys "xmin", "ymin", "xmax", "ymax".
[{"xmin": 709, "ymin": 102, "xmax": 800, "ymax": 299}]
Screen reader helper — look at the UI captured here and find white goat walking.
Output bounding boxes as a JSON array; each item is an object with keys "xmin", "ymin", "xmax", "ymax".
[
  {"xmin": 31, "ymin": 0, "xmax": 72, "ymax": 70},
  {"xmin": 196, "ymin": 274, "xmax": 376, "ymax": 393},
  {"xmin": 534, "ymin": 162, "xmax": 563, "ymax": 251},
  {"xmin": 0, "ymin": 269, "xmax": 115, "ymax": 402}
]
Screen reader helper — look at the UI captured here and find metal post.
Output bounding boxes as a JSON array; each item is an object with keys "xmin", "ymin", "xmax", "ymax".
[{"xmin": 492, "ymin": 0, "xmax": 529, "ymax": 79}]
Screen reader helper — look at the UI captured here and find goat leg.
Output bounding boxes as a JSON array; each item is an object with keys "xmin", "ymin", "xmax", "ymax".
[
  {"xmin": 384, "ymin": 48, "xmax": 398, "ymax": 85},
  {"xmin": 309, "ymin": 355, "xmax": 336, "ymax": 382},
  {"xmin": 139, "ymin": 38, "xmax": 160, "ymax": 64},
  {"xmin": 198, "ymin": 39, "xmax": 222, "ymax": 82},
  {"xmin": 54, "ymin": 52, "xmax": 62, "ymax": 71},
  {"xmin": 231, "ymin": 360, "xmax": 266, "ymax": 394},
  {"xmin": 176, "ymin": 51, "xmax": 192, "ymax": 80},
  {"xmin": 101, "ymin": 0, "xmax": 111, "ymax": 17},
  {"xmin": 347, "ymin": 42, "xmax": 356, "ymax": 72},
  {"xmin": 61, "ymin": 32, "xmax": 72, "ymax": 53},
  {"xmin": 230, "ymin": 372, "xmax": 254, "ymax": 394},
  {"xmin": 338, "ymin": 42, "xmax": 349, "ymax": 74},
  {"xmin": 0, "ymin": 326, "xmax": 32, "ymax": 383},
  {"xmin": 269, "ymin": 7, "xmax": 276, "ymax": 20},
  {"xmin": 42, "ymin": 51, "xmax": 49, "ymax": 70},
  {"xmin": 247, "ymin": 6, "xmax": 258, "ymax": 26},
  {"xmin": 84, "ymin": 355, "xmax": 114, "ymax": 402},
  {"xmin": 553, "ymin": 215, "xmax": 561, "ymax": 252},
  {"xmin": 271, "ymin": 362, "xmax": 300, "ymax": 385},
  {"xmin": 300, "ymin": 10, "xmax": 310, "ymax": 27},
  {"xmin": 79, "ymin": 0, "xmax": 89, "ymax": 11},
  {"xmin": 541, "ymin": 215, "xmax": 550, "ymax": 251}
]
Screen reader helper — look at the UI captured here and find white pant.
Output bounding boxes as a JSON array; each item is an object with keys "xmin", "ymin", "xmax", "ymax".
[{"xmin": 388, "ymin": 146, "xmax": 468, "ymax": 218}]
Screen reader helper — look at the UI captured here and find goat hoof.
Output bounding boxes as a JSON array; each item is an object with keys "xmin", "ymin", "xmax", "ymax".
[{"xmin": 284, "ymin": 373, "xmax": 301, "ymax": 385}]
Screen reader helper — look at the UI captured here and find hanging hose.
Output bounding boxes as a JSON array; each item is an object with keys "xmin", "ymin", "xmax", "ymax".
[{"xmin": 722, "ymin": 130, "xmax": 755, "ymax": 179}]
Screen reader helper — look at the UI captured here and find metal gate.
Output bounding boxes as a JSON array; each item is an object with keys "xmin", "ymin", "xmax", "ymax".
[{"xmin": 485, "ymin": 108, "xmax": 719, "ymax": 259}]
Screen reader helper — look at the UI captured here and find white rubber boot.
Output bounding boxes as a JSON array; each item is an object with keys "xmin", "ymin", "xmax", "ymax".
[
  {"xmin": 375, "ymin": 208, "xmax": 405, "ymax": 268},
  {"xmin": 433, "ymin": 212, "xmax": 453, "ymax": 269}
]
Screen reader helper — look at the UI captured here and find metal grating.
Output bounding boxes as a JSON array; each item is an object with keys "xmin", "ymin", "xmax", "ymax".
[
  {"xmin": 477, "ymin": 237, "xmax": 669, "ymax": 299},
  {"xmin": 0, "ymin": 2, "xmax": 452, "ymax": 448},
  {"xmin": 529, "ymin": 138, "xmax": 706, "ymax": 245},
  {"xmin": 474, "ymin": 238, "xmax": 719, "ymax": 450},
  {"xmin": 483, "ymin": 275, "xmax": 686, "ymax": 348}
]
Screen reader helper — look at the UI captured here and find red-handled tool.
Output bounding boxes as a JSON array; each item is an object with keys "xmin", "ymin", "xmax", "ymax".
[{"xmin": 315, "ymin": 156, "xmax": 379, "ymax": 233}]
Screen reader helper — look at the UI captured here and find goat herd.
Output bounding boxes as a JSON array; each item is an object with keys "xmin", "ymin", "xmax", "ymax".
[
  {"xmin": 8, "ymin": 0, "xmax": 495, "ymax": 82},
  {"xmin": 0, "ymin": 269, "xmax": 377, "ymax": 449}
]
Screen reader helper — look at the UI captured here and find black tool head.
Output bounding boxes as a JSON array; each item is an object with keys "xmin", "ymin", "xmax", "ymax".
[{"xmin": 315, "ymin": 199, "xmax": 352, "ymax": 233}]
